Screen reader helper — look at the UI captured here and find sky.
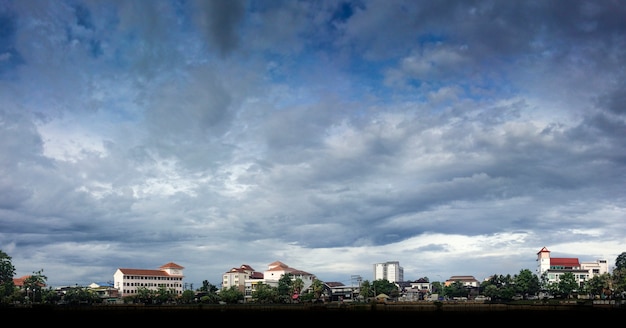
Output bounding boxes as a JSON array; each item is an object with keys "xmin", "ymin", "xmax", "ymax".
[{"xmin": 1, "ymin": 0, "xmax": 625, "ymax": 289}]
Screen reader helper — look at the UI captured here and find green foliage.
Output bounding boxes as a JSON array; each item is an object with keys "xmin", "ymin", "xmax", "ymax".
[
  {"xmin": 584, "ymin": 273, "xmax": 611, "ymax": 299},
  {"xmin": 372, "ymin": 279, "xmax": 398, "ymax": 298},
  {"xmin": 292, "ymin": 278, "xmax": 304, "ymax": 296},
  {"xmin": 63, "ymin": 286, "xmax": 99, "ymax": 305},
  {"xmin": 480, "ymin": 274, "xmax": 515, "ymax": 301},
  {"xmin": 251, "ymin": 282, "xmax": 278, "ymax": 303},
  {"xmin": 360, "ymin": 280, "xmax": 372, "ymax": 299},
  {"xmin": 181, "ymin": 290, "xmax": 195, "ymax": 304},
  {"xmin": 431, "ymin": 281, "xmax": 443, "ymax": 295},
  {"xmin": 0, "ymin": 250, "xmax": 16, "ymax": 303},
  {"xmin": 23, "ymin": 269, "xmax": 47, "ymax": 303},
  {"xmin": 199, "ymin": 280, "xmax": 218, "ymax": 293},
  {"xmin": 443, "ymin": 281, "xmax": 468, "ymax": 298},
  {"xmin": 310, "ymin": 279, "xmax": 325, "ymax": 300},
  {"xmin": 611, "ymin": 267, "xmax": 626, "ymax": 298},
  {"xmin": 220, "ymin": 286, "xmax": 244, "ymax": 304},
  {"xmin": 615, "ymin": 252, "xmax": 626, "ymax": 271},
  {"xmin": 557, "ymin": 272, "xmax": 578, "ymax": 298},
  {"xmin": 277, "ymin": 273, "xmax": 294, "ymax": 303},
  {"xmin": 514, "ymin": 269, "xmax": 540, "ymax": 298}
]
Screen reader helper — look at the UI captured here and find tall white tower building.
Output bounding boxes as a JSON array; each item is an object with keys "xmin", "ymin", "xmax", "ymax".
[{"xmin": 373, "ymin": 261, "xmax": 404, "ymax": 283}]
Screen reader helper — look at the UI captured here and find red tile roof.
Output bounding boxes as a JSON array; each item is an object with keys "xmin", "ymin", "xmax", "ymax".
[
  {"xmin": 240, "ymin": 264, "xmax": 255, "ymax": 271},
  {"xmin": 268, "ymin": 261, "xmax": 289, "ymax": 269},
  {"xmin": 250, "ymin": 272, "xmax": 264, "ymax": 279},
  {"xmin": 159, "ymin": 262, "xmax": 184, "ymax": 269},
  {"xmin": 12, "ymin": 275, "xmax": 45, "ymax": 287},
  {"xmin": 550, "ymin": 258, "xmax": 580, "ymax": 267},
  {"xmin": 117, "ymin": 268, "xmax": 174, "ymax": 276},
  {"xmin": 537, "ymin": 246, "xmax": 550, "ymax": 254},
  {"xmin": 13, "ymin": 275, "xmax": 29, "ymax": 286}
]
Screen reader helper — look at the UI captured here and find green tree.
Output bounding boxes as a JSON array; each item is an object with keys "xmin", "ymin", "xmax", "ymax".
[
  {"xmin": 199, "ymin": 293, "xmax": 219, "ymax": 304},
  {"xmin": 252, "ymin": 282, "xmax": 278, "ymax": 303},
  {"xmin": 584, "ymin": 273, "xmax": 612, "ymax": 299},
  {"xmin": 181, "ymin": 289, "xmax": 195, "ymax": 304},
  {"xmin": 514, "ymin": 269, "xmax": 540, "ymax": 298},
  {"xmin": 220, "ymin": 286, "xmax": 244, "ymax": 304},
  {"xmin": 199, "ymin": 280, "xmax": 218, "ymax": 293},
  {"xmin": 481, "ymin": 274, "xmax": 515, "ymax": 301},
  {"xmin": 359, "ymin": 280, "xmax": 373, "ymax": 301},
  {"xmin": 310, "ymin": 279, "xmax": 325, "ymax": 301},
  {"xmin": 613, "ymin": 252, "xmax": 626, "ymax": 298},
  {"xmin": 63, "ymin": 285, "xmax": 98, "ymax": 305},
  {"xmin": 615, "ymin": 252, "xmax": 626, "ymax": 270},
  {"xmin": 41, "ymin": 287, "xmax": 61, "ymax": 304},
  {"xmin": 135, "ymin": 287, "xmax": 156, "ymax": 304},
  {"xmin": 0, "ymin": 250, "xmax": 16, "ymax": 304},
  {"xmin": 292, "ymin": 277, "xmax": 304, "ymax": 295},
  {"xmin": 372, "ymin": 279, "xmax": 398, "ymax": 298},
  {"xmin": 557, "ymin": 272, "xmax": 578, "ymax": 298},
  {"xmin": 612, "ymin": 270, "xmax": 626, "ymax": 298},
  {"xmin": 23, "ymin": 269, "xmax": 47, "ymax": 303},
  {"xmin": 443, "ymin": 281, "xmax": 467, "ymax": 298},
  {"xmin": 155, "ymin": 286, "xmax": 177, "ymax": 304},
  {"xmin": 277, "ymin": 273, "xmax": 294, "ymax": 303},
  {"xmin": 431, "ymin": 281, "xmax": 443, "ymax": 295},
  {"xmin": 482, "ymin": 284, "xmax": 498, "ymax": 300}
]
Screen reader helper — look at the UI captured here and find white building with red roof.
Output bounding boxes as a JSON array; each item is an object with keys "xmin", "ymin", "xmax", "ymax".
[
  {"xmin": 536, "ymin": 247, "xmax": 609, "ymax": 287},
  {"xmin": 222, "ymin": 264, "xmax": 263, "ymax": 293},
  {"xmin": 240, "ymin": 261, "xmax": 317, "ymax": 302},
  {"xmin": 113, "ymin": 262, "xmax": 185, "ymax": 298}
]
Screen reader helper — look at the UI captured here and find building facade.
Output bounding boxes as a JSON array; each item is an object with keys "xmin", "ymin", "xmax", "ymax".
[
  {"xmin": 536, "ymin": 247, "xmax": 609, "ymax": 287},
  {"xmin": 222, "ymin": 264, "xmax": 263, "ymax": 293},
  {"xmin": 113, "ymin": 262, "xmax": 184, "ymax": 298},
  {"xmin": 242, "ymin": 261, "xmax": 316, "ymax": 302},
  {"xmin": 373, "ymin": 261, "xmax": 404, "ymax": 283},
  {"xmin": 444, "ymin": 275, "xmax": 480, "ymax": 287}
]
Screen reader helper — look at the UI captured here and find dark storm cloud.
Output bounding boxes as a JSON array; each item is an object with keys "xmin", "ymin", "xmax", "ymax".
[{"xmin": 192, "ymin": 0, "xmax": 245, "ymax": 57}]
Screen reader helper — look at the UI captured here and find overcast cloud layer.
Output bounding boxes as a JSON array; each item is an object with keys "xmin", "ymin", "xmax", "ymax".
[{"xmin": 1, "ymin": 0, "xmax": 625, "ymax": 288}]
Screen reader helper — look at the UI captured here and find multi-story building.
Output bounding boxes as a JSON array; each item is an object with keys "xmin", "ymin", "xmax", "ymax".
[
  {"xmin": 222, "ymin": 264, "xmax": 263, "ymax": 293},
  {"xmin": 113, "ymin": 262, "xmax": 184, "ymax": 298},
  {"xmin": 536, "ymin": 246, "xmax": 609, "ymax": 287},
  {"xmin": 373, "ymin": 261, "xmax": 404, "ymax": 283},
  {"xmin": 242, "ymin": 261, "xmax": 316, "ymax": 302}
]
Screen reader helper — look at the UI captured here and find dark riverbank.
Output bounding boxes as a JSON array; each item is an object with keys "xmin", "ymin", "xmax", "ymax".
[{"xmin": 4, "ymin": 302, "xmax": 625, "ymax": 321}]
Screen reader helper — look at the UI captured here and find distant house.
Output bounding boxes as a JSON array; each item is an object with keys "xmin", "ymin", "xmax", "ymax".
[
  {"xmin": 536, "ymin": 246, "xmax": 609, "ymax": 287},
  {"xmin": 445, "ymin": 275, "xmax": 480, "ymax": 287},
  {"xmin": 113, "ymin": 262, "xmax": 184, "ymax": 298},
  {"xmin": 12, "ymin": 275, "xmax": 46, "ymax": 289},
  {"xmin": 326, "ymin": 281, "xmax": 355, "ymax": 302},
  {"xmin": 89, "ymin": 281, "xmax": 120, "ymax": 301}
]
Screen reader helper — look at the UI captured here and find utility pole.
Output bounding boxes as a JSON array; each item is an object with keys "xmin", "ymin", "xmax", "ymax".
[{"xmin": 351, "ymin": 275, "xmax": 362, "ymax": 301}]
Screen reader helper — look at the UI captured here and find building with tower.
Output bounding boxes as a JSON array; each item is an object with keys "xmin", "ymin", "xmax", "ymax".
[{"xmin": 536, "ymin": 247, "xmax": 609, "ymax": 287}]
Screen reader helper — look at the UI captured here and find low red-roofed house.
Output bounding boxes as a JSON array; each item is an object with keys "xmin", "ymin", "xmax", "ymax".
[{"xmin": 12, "ymin": 275, "xmax": 46, "ymax": 289}]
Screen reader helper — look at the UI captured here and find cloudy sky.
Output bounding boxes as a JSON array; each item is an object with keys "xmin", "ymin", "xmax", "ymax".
[{"xmin": 1, "ymin": 0, "xmax": 625, "ymax": 289}]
